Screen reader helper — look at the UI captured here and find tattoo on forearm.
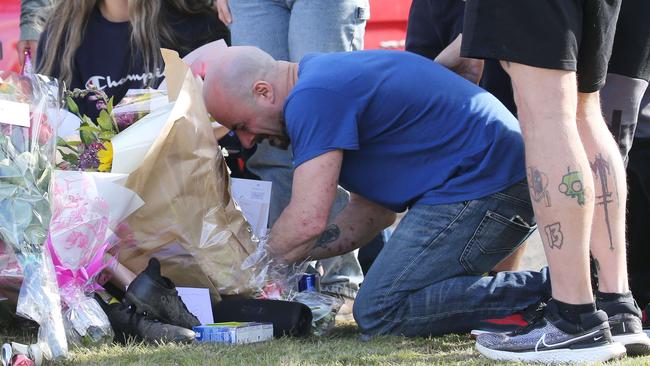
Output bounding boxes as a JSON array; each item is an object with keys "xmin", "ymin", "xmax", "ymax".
[
  {"xmin": 315, "ymin": 224, "xmax": 341, "ymax": 248},
  {"xmin": 590, "ymin": 153, "xmax": 615, "ymax": 251},
  {"xmin": 558, "ymin": 166, "xmax": 586, "ymax": 205},
  {"xmin": 544, "ymin": 222, "xmax": 563, "ymax": 250},
  {"xmin": 528, "ymin": 166, "xmax": 551, "ymax": 207}
]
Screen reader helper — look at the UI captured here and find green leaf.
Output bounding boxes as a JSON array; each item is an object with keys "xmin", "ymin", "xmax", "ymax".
[
  {"xmin": 97, "ymin": 109, "xmax": 115, "ymax": 132},
  {"xmin": 81, "ymin": 115, "xmax": 98, "ymax": 129},
  {"xmin": 79, "ymin": 129, "xmax": 94, "ymax": 145},
  {"xmin": 56, "ymin": 137, "xmax": 79, "ymax": 152},
  {"xmin": 99, "ymin": 131, "xmax": 115, "ymax": 140},
  {"xmin": 66, "ymin": 96, "xmax": 80, "ymax": 115},
  {"xmin": 78, "ymin": 125, "xmax": 101, "ymax": 134},
  {"xmin": 107, "ymin": 97, "xmax": 114, "ymax": 114},
  {"xmin": 59, "ymin": 151, "xmax": 80, "ymax": 164}
]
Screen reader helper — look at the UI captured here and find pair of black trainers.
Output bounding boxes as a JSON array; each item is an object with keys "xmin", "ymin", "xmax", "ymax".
[
  {"xmin": 474, "ymin": 296, "xmax": 650, "ymax": 363},
  {"xmin": 95, "ymin": 258, "xmax": 201, "ymax": 344}
]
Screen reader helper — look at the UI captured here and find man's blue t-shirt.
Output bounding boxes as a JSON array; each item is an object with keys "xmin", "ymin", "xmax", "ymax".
[{"xmin": 284, "ymin": 50, "xmax": 525, "ymax": 213}]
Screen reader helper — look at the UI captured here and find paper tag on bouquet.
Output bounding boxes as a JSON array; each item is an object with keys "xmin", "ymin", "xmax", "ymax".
[{"xmin": 0, "ymin": 100, "xmax": 30, "ymax": 127}]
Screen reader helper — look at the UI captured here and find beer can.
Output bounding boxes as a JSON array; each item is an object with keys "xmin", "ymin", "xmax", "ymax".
[{"xmin": 298, "ymin": 273, "xmax": 320, "ymax": 292}]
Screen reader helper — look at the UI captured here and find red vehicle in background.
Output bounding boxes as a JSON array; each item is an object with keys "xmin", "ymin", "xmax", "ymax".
[
  {"xmin": 0, "ymin": 0, "xmax": 21, "ymax": 73},
  {"xmin": 364, "ymin": 0, "xmax": 410, "ymax": 51},
  {"xmin": 0, "ymin": 0, "xmax": 409, "ymax": 73}
]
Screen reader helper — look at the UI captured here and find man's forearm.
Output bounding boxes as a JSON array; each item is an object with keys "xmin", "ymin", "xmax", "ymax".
[{"xmin": 283, "ymin": 195, "xmax": 395, "ymax": 261}]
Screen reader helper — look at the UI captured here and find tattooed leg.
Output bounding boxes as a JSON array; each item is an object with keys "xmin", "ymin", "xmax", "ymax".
[
  {"xmin": 590, "ymin": 154, "xmax": 615, "ymax": 251},
  {"xmin": 544, "ymin": 222, "xmax": 563, "ymax": 250},
  {"xmin": 575, "ymin": 91, "xmax": 629, "ymax": 295},
  {"xmin": 502, "ymin": 62, "xmax": 595, "ymax": 304}
]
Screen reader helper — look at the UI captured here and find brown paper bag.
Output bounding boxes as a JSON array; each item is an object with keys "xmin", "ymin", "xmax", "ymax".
[{"xmin": 118, "ymin": 49, "xmax": 258, "ymax": 303}]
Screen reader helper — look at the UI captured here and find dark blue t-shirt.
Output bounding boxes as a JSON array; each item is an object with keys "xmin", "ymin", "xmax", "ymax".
[
  {"xmin": 285, "ymin": 50, "xmax": 525, "ymax": 212},
  {"xmin": 37, "ymin": 4, "xmax": 228, "ymax": 117}
]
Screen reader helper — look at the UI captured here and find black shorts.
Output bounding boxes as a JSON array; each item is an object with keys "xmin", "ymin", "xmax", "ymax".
[
  {"xmin": 405, "ymin": 0, "xmax": 517, "ymax": 113},
  {"xmin": 608, "ymin": 0, "xmax": 650, "ymax": 81},
  {"xmin": 405, "ymin": 0, "xmax": 465, "ymax": 59},
  {"xmin": 460, "ymin": 0, "xmax": 621, "ymax": 93}
]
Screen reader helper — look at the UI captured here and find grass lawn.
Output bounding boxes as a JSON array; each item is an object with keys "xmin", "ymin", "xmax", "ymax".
[{"xmin": 2, "ymin": 321, "xmax": 649, "ymax": 365}]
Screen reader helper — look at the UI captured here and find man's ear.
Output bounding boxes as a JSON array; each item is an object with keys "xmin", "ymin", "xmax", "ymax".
[{"xmin": 253, "ymin": 81, "xmax": 274, "ymax": 102}]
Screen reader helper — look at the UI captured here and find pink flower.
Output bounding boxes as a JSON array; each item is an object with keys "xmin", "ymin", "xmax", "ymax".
[{"xmin": 65, "ymin": 231, "xmax": 90, "ymax": 250}]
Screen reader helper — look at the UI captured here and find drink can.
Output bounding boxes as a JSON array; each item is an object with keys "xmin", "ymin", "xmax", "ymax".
[{"xmin": 298, "ymin": 273, "xmax": 320, "ymax": 292}]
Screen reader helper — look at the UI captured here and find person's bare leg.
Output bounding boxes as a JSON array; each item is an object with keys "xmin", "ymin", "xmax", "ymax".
[
  {"xmin": 575, "ymin": 92, "xmax": 629, "ymax": 293},
  {"xmin": 502, "ymin": 62, "xmax": 594, "ymax": 304}
]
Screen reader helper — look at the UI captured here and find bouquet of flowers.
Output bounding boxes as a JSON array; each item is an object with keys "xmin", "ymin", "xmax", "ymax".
[
  {"xmin": 56, "ymin": 87, "xmax": 116, "ymax": 172},
  {"xmin": 47, "ymin": 170, "xmax": 144, "ymax": 347},
  {"xmin": 0, "ymin": 69, "xmax": 68, "ymax": 359}
]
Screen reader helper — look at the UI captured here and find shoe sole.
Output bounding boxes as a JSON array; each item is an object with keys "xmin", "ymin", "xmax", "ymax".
[
  {"xmin": 470, "ymin": 330, "xmax": 489, "ymax": 339},
  {"xmin": 613, "ymin": 332, "xmax": 650, "ymax": 356},
  {"xmin": 476, "ymin": 341, "xmax": 626, "ymax": 364}
]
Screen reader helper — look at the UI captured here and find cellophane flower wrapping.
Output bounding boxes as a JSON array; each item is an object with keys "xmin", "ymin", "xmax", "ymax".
[
  {"xmin": 111, "ymin": 89, "xmax": 168, "ymax": 131},
  {"xmin": 47, "ymin": 171, "xmax": 142, "ymax": 347},
  {"xmin": 0, "ymin": 70, "xmax": 67, "ymax": 359},
  {"xmin": 241, "ymin": 235, "xmax": 342, "ymax": 336}
]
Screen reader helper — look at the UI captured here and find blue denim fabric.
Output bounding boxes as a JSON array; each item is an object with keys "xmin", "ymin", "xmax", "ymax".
[
  {"xmin": 353, "ymin": 181, "xmax": 551, "ymax": 336},
  {"xmin": 228, "ymin": 0, "xmax": 370, "ymax": 299}
]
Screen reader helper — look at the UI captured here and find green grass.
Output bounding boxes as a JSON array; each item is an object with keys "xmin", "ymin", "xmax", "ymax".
[{"xmin": 2, "ymin": 322, "xmax": 649, "ymax": 365}]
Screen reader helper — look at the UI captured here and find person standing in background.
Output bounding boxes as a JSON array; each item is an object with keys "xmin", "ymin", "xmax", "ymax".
[
  {"xmin": 462, "ymin": 0, "xmax": 650, "ymax": 362},
  {"xmin": 17, "ymin": 0, "xmax": 53, "ymax": 66}
]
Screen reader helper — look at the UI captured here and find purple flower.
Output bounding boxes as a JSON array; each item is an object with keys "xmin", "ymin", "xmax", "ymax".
[
  {"xmin": 95, "ymin": 99, "xmax": 107, "ymax": 110},
  {"xmin": 78, "ymin": 142, "xmax": 103, "ymax": 170},
  {"xmin": 114, "ymin": 112, "xmax": 138, "ymax": 131}
]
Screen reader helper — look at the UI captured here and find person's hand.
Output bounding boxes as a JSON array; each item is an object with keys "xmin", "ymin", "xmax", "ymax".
[
  {"xmin": 16, "ymin": 40, "xmax": 38, "ymax": 66},
  {"xmin": 435, "ymin": 33, "xmax": 484, "ymax": 84},
  {"xmin": 214, "ymin": 0, "xmax": 232, "ymax": 25}
]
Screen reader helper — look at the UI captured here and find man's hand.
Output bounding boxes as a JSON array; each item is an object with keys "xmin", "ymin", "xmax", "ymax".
[
  {"xmin": 16, "ymin": 40, "xmax": 38, "ymax": 66},
  {"xmin": 435, "ymin": 33, "xmax": 484, "ymax": 84},
  {"xmin": 214, "ymin": 0, "xmax": 232, "ymax": 25}
]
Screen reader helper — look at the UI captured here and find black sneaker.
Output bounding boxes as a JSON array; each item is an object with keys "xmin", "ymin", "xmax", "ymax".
[
  {"xmin": 95, "ymin": 294, "xmax": 196, "ymax": 344},
  {"xmin": 475, "ymin": 299, "xmax": 626, "ymax": 364},
  {"xmin": 123, "ymin": 258, "xmax": 200, "ymax": 329},
  {"xmin": 598, "ymin": 296, "xmax": 650, "ymax": 356}
]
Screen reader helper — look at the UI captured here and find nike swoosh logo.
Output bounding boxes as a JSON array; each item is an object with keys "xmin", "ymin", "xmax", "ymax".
[
  {"xmin": 594, "ymin": 336, "xmax": 603, "ymax": 341},
  {"xmin": 535, "ymin": 330, "xmax": 602, "ymax": 352}
]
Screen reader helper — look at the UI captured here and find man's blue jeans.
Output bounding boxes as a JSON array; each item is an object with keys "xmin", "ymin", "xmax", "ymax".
[
  {"xmin": 228, "ymin": 0, "xmax": 370, "ymax": 299},
  {"xmin": 354, "ymin": 181, "xmax": 551, "ymax": 336}
]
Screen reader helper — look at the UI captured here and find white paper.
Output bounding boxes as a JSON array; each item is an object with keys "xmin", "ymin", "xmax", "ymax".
[
  {"xmin": 0, "ymin": 100, "xmax": 30, "ymax": 127},
  {"xmin": 176, "ymin": 287, "xmax": 214, "ymax": 325},
  {"xmin": 231, "ymin": 178, "xmax": 272, "ymax": 238},
  {"xmin": 110, "ymin": 102, "xmax": 174, "ymax": 174},
  {"xmin": 56, "ymin": 109, "xmax": 83, "ymax": 138}
]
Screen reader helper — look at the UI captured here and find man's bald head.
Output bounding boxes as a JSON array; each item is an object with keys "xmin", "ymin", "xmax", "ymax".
[{"xmin": 203, "ymin": 46, "xmax": 278, "ymax": 118}]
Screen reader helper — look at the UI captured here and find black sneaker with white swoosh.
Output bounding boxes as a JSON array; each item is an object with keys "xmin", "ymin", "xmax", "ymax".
[{"xmin": 475, "ymin": 299, "xmax": 627, "ymax": 364}]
